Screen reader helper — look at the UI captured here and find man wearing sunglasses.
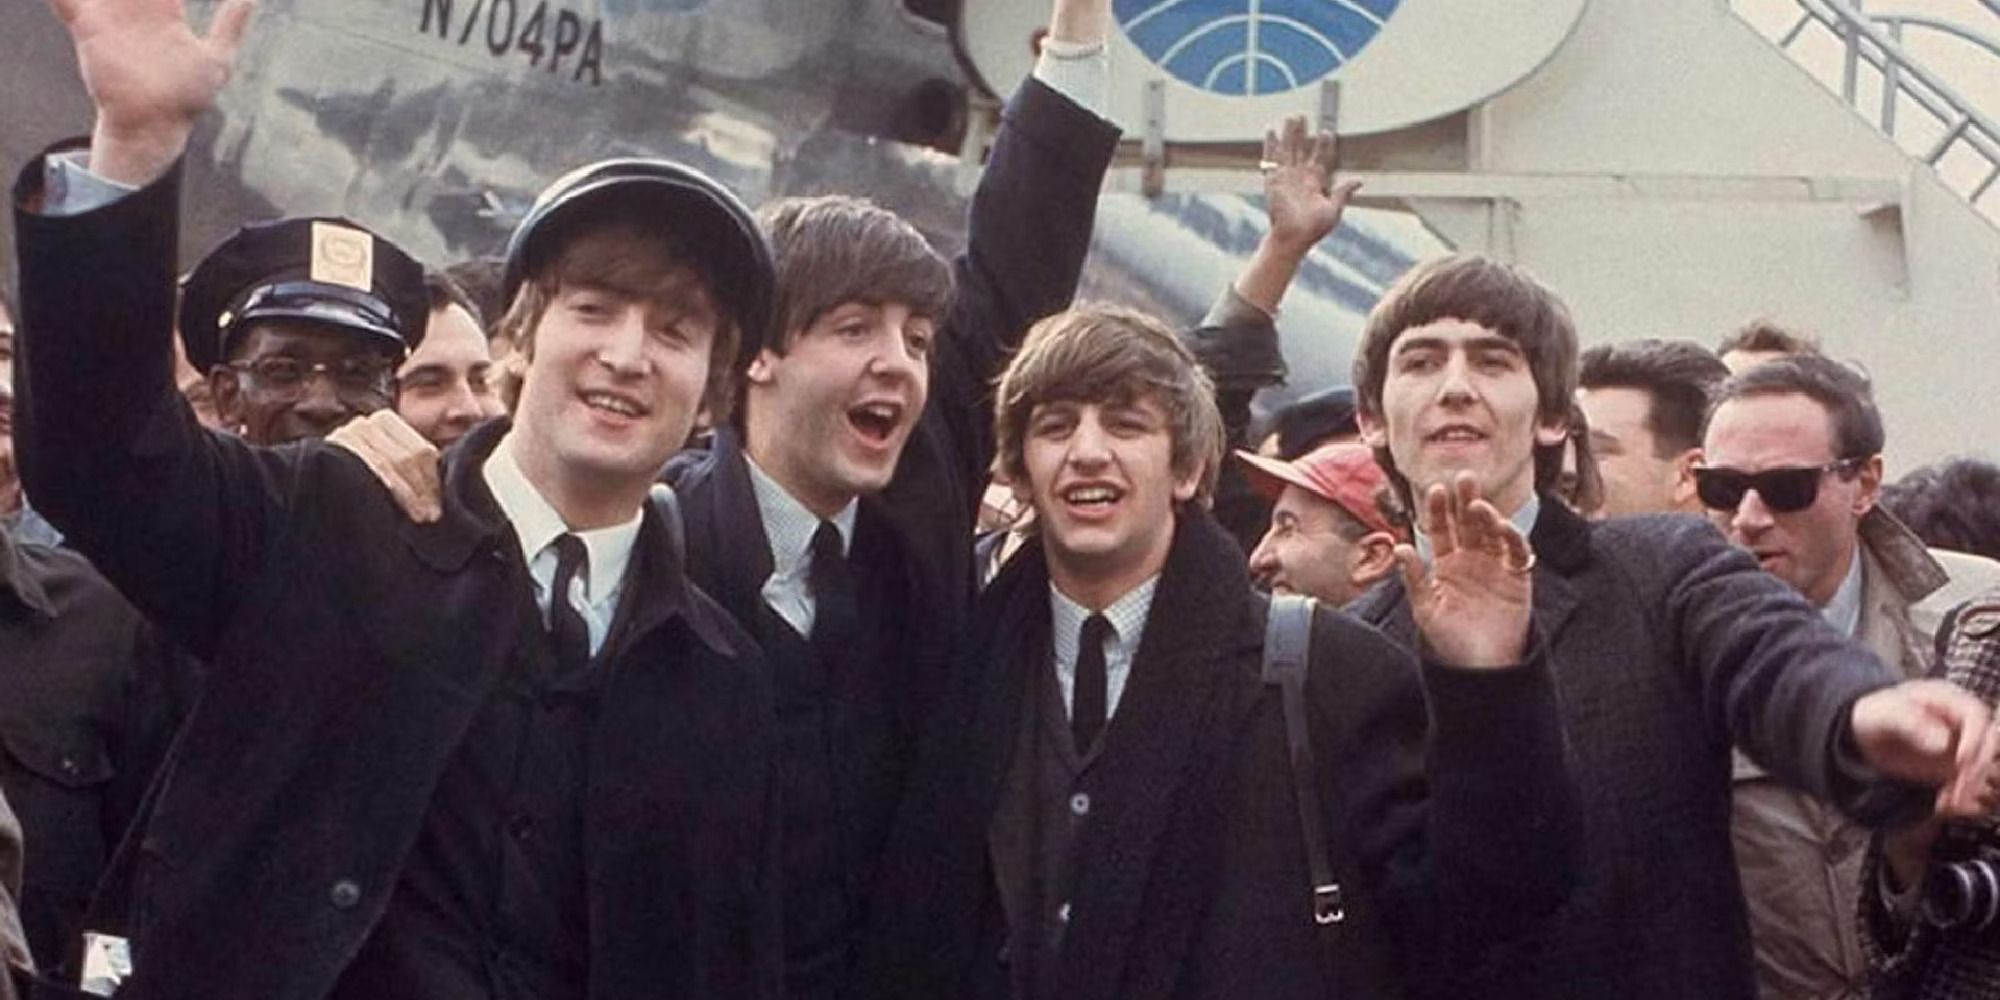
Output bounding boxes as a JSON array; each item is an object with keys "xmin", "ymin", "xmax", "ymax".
[{"xmin": 1698, "ymin": 353, "xmax": 1984, "ymax": 1000}]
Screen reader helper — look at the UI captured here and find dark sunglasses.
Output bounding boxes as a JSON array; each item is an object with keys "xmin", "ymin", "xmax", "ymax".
[{"xmin": 1692, "ymin": 458, "xmax": 1864, "ymax": 514}]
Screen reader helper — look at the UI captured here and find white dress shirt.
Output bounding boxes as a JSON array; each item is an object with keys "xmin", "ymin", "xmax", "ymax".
[
  {"xmin": 1050, "ymin": 576, "xmax": 1161, "ymax": 724},
  {"xmin": 483, "ymin": 432, "xmax": 641, "ymax": 656},
  {"xmin": 746, "ymin": 457, "xmax": 857, "ymax": 638}
]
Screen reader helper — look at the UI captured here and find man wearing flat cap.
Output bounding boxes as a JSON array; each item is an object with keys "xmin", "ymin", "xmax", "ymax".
[
  {"xmin": 14, "ymin": 1, "xmax": 780, "ymax": 997},
  {"xmin": 1241, "ymin": 442, "xmax": 1407, "ymax": 606},
  {"xmin": 180, "ymin": 215, "xmax": 426, "ymax": 445}
]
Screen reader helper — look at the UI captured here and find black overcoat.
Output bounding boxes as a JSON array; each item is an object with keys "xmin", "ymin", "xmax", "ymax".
[
  {"xmin": 1349, "ymin": 500, "xmax": 1928, "ymax": 1000},
  {"xmin": 12, "ymin": 157, "xmax": 782, "ymax": 1000},
  {"xmin": 665, "ymin": 77, "xmax": 1117, "ymax": 996},
  {"xmin": 855, "ymin": 510, "xmax": 1579, "ymax": 1000}
]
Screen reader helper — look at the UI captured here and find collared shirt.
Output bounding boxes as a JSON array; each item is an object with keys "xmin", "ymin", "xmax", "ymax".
[
  {"xmin": 746, "ymin": 456, "xmax": 857, "ymax": 638},
  {"xmin": 1821, "ymin": 546, "xmax": 1865, "ymax": 639},
  {"xmin": 482, "ymin": 432, "xmax": 640, "ymax": 656},
  {"xmin": 1414, "ymin": 492, "xmax": 1543, "ymax": 566},
  {"xmin": 1049, "ymin": 576, "xmax": 1160, "ymax": 724}
]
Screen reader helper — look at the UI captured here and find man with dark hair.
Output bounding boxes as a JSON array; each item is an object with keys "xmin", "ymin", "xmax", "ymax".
[
  {"xmin": 1882, "ymin": 458, "xmax": 2000, "ymax": 563},
  {"xmin": 1699, "ymin": 356, "xmax": 2000, "ymax": 1000},
  {"xmin": 1345, "ymin": 252, "xmax": 2000, "ymax": 1000},
  {"xmin": 859, "ymin": 302, "xmax": 1577, "ymax": 1000},
  {"xmin": 394, "ymin": 271, "xmax": 504, "ymax": 449},
  {"xmin": 1575, "ymin": 338, "xmax": 1728, "ymax": 518},
  {"xmin": 662, "ymin": 9, "xmax": 1118, "ymax": 994},
  {"xmin": 15, "ymin": 1, "xmax": 782, "ymax": 996},
  {"xmin": 1717, "ymin": 318, "xmax": 1822, "ymax": 373}
]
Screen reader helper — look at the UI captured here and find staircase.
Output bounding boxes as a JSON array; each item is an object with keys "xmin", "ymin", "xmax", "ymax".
[{"xmin": 1731, "ymin": 0, "xmax": 2000, "ymax": 222}]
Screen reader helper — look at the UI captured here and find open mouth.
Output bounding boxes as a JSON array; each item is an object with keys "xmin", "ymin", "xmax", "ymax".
[
  {"xmin": 1061, "ymin": 483, "xmax": 1124, "ymax": 510},
  {"xmin": 847, "ymin": 400, "xmax": 905, "ymax": 446},
  {"xmin": 1425, "ymin": 424, "xmax": 1486, "ymax": 445},
  {"xmin": 582, "ymin": 391, "xmax": 647, "ymax": 419}
]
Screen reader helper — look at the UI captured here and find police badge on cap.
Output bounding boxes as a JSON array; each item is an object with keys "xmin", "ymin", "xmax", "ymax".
[{"xmin": 178, "ymin": 216, "xmax": 428, "ymax": 373}]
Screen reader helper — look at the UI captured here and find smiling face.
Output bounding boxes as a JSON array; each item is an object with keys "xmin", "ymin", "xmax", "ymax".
[
  {"xmin": 1014, "ymin": 394, "xmax": 1197, "ymax": 603},
  {"xmin": 1358, "ymin": 318, "xmax": 1567, "ymax": 516},
  {"xmin": 510, "ymin": 277, "xmax": 718, "ymax": 527},
  {"xmin": 397, "ymin": 303, "xmax": 502, "ymax": 448},
  {"xmin": 743, "ymin": 299, "xmax": 932, "ymax": 516}
]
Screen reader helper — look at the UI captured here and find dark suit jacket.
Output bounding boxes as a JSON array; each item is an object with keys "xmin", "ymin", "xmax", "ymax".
[
  {"xmin": 1349, "ymin": 500, "xmax": 1926, "ymax": 1000},
  {"xmin": 855, "ymin": 510, "xmax": 1577, "ymax": 1000},
  {"xmin": 13, "ymin": 157, "xmax": 782, "ymax": 1000}
]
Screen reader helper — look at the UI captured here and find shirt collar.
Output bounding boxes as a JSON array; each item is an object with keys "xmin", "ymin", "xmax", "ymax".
[
  {"xmin": 745, "ymin": 455, "xmax": 858, "ymax": 576},
  {"xmin": 481, "ymin": 430, "xmax": 643, "ymax": 603},
  {"xmin": 1050, "ymin": 574, "xmax": 1161, "ymax": 668},
  {"xmin": 1821, "ymin": 543, "xmax": 1866, "ymax": 638},
  {"xmin": 1414, "ymin": 493, "xmax": 1542, "ymax": 565}
]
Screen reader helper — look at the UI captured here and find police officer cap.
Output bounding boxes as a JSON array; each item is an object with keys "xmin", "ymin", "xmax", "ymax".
[
  {"xmin": 503, "ymin": 158, "xmax": 774, "ymax": 367},
  {"xmin": 178, "ymin": 217, "xmax": 427, "ymax": 374}
]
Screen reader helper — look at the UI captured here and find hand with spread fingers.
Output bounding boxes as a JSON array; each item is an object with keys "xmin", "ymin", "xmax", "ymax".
[
  {"xmin": 46, "ymin": 0, "xmax": 256, "ymax": 186},
  {"xmin": 1260, "ymin": 114, "xmax": 1361, "ymax": 257},
  {"xmin": 328, "ymin": 410, "xmax": 445, "ymax": 524},
  {"xmin": 1851, "ymin": 679, "xmax": 2000, "ymax": 819},
  {"xmin": 1398, "ymin": 471, "xmax": 1536, "ymax": 670}
]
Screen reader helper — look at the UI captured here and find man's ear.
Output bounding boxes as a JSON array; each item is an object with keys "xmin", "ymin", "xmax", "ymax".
[
  {"xmin": 1172, "ymin": 461, "xmax": 1204, "ymax": 504},
  {"xmin": 1854, "ymin": 453, "xmax": 1884, "ymax": 516},
  {"xmin": 1356, "ymin": 409, "xmax": 1388, "ymax": 449},
  {"xmin": 210, "ymin": 367, "xmax": 245, "ymax": 429},
  {"xmin": 745, "ymin": 348, "xmax": 780, "ymax": 386},
  {"xmin": 1671, "ymin": 447, "xmax": 1702, "ymax": 506},
  {"xmin": 1534, "ymin": 411, "xmax": 1570, "ymax": 448},
  {"xmin": 1350, "ymin": 531, "xmax": 1400, "ymax": 588}
]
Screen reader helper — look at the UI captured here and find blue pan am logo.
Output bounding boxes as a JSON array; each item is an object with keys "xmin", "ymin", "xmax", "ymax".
[{"xmin": 1114, "ymin": 0, "xmax": 1402, "ymax": 96}]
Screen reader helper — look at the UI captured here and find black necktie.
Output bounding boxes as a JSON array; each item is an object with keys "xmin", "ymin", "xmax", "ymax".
[
  {"xmin": 809, "ymin": 521, "xmax": 860, "ymax": 663},
  {"xmin": 548, "ymin": 534, "xmax": 592, "ymax": 676},
  {"xmin": 1072, "ymin": 614, "xmax": 1112, "ymax": 752}
]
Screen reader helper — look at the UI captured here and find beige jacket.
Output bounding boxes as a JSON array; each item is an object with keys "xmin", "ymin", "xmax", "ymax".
[{"xmin": 1731, "ymin": 510, "xmax": 1954, "ymax": 1000}]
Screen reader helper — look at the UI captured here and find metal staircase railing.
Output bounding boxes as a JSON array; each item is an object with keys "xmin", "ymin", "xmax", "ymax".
[{"xmin": 1732, "ymin": 0, "xmax": 2000, "ymax": 219}]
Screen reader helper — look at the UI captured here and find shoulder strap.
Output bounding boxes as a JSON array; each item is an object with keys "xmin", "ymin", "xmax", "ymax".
[{"xmin": 1262, "ymin": 593, "xmax": 1344, "ymax": 928}]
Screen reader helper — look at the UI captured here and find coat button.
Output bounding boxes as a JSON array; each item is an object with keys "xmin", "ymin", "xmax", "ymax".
[
  {"xmin": 1069, "ymin": 792, "xmax": 1091, "ymax": 817},
  {"xmin": 1057, "ymin": 902, "xmax": 1072, "ymax": 923},
  {"xmin": 329, "ymin": 879, "xmax": 362, "ymax": 910}
]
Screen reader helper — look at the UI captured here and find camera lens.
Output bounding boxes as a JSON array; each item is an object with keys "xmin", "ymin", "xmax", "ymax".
[{"xmin": 1923, "ymin": 858, "xmax": 2000, "ymax": 930}]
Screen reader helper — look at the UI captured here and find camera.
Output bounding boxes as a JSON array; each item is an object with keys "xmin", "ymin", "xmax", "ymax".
[{"xmin": 1920, "ymin": 825, "xmax": 2000, "ymax": 932}]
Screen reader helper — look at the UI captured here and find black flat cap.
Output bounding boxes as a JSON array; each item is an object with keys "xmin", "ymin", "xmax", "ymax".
[
  {"xmin": 1274, "ymin": 384, "xmax": 1359, "ymax": 461},
  {"xmin": 503, "ymin": 158, "xmax": 774, "ymax": 367},
  {"xmin": 178, "ymin": 217, "xmax": 426, "ymax": 373}
]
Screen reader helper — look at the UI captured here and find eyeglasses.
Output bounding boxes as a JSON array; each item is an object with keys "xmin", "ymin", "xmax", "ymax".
[
  {"xmin": 1692, "ymin": 458, "xmax": 1865, "ymax": 514},
  {"xmin": 226, "ymin": 356, "xmax": 396, "ymax": 405}
]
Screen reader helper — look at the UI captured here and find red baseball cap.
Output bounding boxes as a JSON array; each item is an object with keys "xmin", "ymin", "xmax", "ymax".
[{"xmin": 1236, "ymin": 442, "xmax": 1402, "ymax": 539}]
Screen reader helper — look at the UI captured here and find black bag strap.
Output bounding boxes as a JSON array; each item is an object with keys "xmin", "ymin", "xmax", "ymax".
[{"xmin": 1261, "ymin": 593, "xmax": 1344, "ymax": 929}]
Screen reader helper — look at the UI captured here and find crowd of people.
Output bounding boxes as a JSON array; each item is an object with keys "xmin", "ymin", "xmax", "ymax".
[{"xmin": 5, "ymin": 0, "xmax": 2000, "ymax": 998}]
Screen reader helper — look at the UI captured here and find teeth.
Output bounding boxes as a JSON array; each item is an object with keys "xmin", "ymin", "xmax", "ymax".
[
  {"xmin": 1066, "ymin": 487, "xmax": 1118, "ymax": 504},
  {"xmin": 855, "ymin": 403, "xmax": 898, "ymax": 421},
  {"xmin": 584, "ymin": 393, "xmax": 641, "ymax": 417}
]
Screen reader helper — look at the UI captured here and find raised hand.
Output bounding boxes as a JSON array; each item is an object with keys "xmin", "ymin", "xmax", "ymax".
[
  {"xmin": 47, "ymin": 0, "xmax": 255, "ymax": 185},
  {"xmin": 328, "ymin": 410, "xmax": 444, "ymax": 524},
  {"xmin": 1850, "ymin": 678, "xmax": 2000, "ymax": 818},
  {"xmin": 1261, "ymin": 114, "xmax": 1361, "ymax": 256},
  {"xmin": 1398, "ymin": 471, "xmax": 1535, "ymax": 670}
]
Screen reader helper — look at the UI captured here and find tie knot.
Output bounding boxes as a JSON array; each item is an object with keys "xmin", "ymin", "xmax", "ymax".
[
  {"xmin": 811, "ymin": 521, "xmax": 845, "ymax": 565},
  {"xmin": 551, "ymin": 533, "xmax": 588, "ymax": 590},
  {"xmin": 1080, "ymin": 613, "xmax": 1113, "ymax": 654}
]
